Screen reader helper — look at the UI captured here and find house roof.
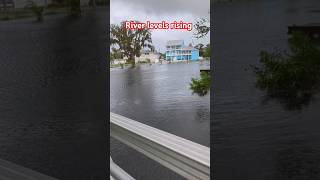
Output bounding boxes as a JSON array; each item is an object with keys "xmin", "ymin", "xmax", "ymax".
[
  {"xmin": 166, "ymin": 40, "xmax": 184, "ymax": 46},
  {"xmin": 182, "ymin": 46, "xmax": 197, "ymax": 51}
]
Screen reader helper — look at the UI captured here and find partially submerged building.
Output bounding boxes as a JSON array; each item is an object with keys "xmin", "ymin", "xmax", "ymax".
[
  {"xmin": 165, "ymin": 40, "xmax": 199, "ymax": 61},
  {"xmin": 135, "ymin": 49, "xmax": 160, "ymax": 64}
]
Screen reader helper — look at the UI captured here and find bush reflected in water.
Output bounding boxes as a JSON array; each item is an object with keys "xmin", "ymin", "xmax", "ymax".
[
  {"xmin": 274, "ymin": 142, "xmax": 320, "ymax": 180},
  {"xmin": 252, "ymin": 32, "xmax": 320, "ymax": 110}
]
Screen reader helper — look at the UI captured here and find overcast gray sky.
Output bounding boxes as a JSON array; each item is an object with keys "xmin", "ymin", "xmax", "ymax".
[{"xmin": 111, "ymin": 0, "xmax": 210, "ymax": 53}]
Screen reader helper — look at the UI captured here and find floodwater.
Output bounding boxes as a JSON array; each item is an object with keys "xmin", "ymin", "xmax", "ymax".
[
  {"xmin": 0, "ymin": 9, "xmax": 108, "ymax": 180},
  {"xmin": 213, "ymin": 0, "xmax": 320, "ymax": 179},
  {"xmin": 110, "ymin": 62, "xmax": 210, "ymax": 179}
]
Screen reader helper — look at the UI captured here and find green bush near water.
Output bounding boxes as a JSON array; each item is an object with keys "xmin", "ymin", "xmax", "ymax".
[
  {"xmin": 190, "ymin": 72, "xmax": 211, "ymax": 96},
  {"xmin": 252, "ymin": 32, "xmax": 320, "ymax": 110}
]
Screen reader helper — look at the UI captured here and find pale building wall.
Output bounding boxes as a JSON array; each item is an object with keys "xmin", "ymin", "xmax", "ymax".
[
  {"xmin": 112, "ymin": 59, "xmax": 126, "ymax": 65},
  {"xmin": 135, "ymin": 53, "xmax": 160, "ymax": 64}
]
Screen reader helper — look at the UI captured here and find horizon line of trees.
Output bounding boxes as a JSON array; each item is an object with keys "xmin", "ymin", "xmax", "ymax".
[{"xmin": 195, "ymin": 43, "xmax": 211, "ymax": 58}]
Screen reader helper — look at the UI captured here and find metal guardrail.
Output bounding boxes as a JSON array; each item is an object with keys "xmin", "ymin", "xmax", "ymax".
[
  {"xmin": 110, "ymin": 113, "xmax": 210, "ymax": 180},
  {"xmin": 110, "ymin": 157, "xmax": 135, "ymax": 180},
  {"xmin": 0, "ymin": 159, "xmax": 58, "ymax": 180}
]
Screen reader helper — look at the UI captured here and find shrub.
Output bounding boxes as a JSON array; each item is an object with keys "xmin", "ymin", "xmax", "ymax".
[
  {"xmin": 252, "ymin": 32, "xmax": 320, "ymax": 109},
  {"xmin": 190, "ymin": 72, "xmax": 211, "ymax": 96}
]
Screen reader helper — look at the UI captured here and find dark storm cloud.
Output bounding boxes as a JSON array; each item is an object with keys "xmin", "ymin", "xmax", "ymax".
[{"xmin": 115, "ymin": 0, "xmax": 210, "ymax": 18}]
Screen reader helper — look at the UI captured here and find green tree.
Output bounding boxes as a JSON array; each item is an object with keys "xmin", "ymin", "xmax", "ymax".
[
  {"xmin": 110, "ymin": 47, "xmax": 123, "ymax": 60},
  {"xmin": 159, "ymin": 53, "xmax": 165, "ymax": 59},
  {"xmin": 195, "ymin": 43, "xmax": 205, "ymax": 57},
  {"xmin": 203, "ymin": 44, "xmax": 211, "ymax": 58},
  {"xmin": 110, "ymin": 21, "xmax": 153, "ymax": 67}
]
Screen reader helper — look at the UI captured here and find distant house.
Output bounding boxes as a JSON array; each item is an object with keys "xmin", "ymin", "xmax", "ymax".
[
  {"xmin": 111, "ymin": 59, "xmax": 125, "ymax": 65},
  {"xmin": 165, "ymin": 40, "xmax": 199, "ymax": 61},
  {"xmin": 135, "ymin": 49, "xmax": 160, "ymax": 64}
]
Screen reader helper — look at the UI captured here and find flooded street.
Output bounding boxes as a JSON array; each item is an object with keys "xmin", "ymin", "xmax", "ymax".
[
  {"xmin": 0, "ymin": 9, "xmax": 108, "ymax": 179},
  {"xmin": 110, "ymin": 62, "xmax": 210, "ymax": 179},
  {"xmin": 213, "ymin": 0, "xmax": 320, "ymax": 179}
]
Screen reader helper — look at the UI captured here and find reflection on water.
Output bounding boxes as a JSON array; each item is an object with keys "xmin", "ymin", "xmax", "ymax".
[
  {"xmin": 260, "ymin": 91, "xmax": 315, "ymax": 111},
  {"xmin": 0, "ymin": 9, "xmax": 107, "ymax": 180},
  {"xmin": 274, "ymin": 142, "xmax": 320, "ymax": 180},
  {"xmin": 110, "ymin": 62, "xmax": 210, "ymax": 180},
  {"xmin": 252, "ymin": 32, "xmax": 320, "ymax": 110},
  {"xmin": 213, "ymin": 0, "xmax": 320, "ymax": 180}
]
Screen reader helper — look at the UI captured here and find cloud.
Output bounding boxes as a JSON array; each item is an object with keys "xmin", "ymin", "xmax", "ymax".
[
  {"xmin": 112, "ymin": 0, "xmax": 210, "ymax": 17},
  {"xmin": 110, "ymin": 0, "xmax": 210, "ymax": 53}
]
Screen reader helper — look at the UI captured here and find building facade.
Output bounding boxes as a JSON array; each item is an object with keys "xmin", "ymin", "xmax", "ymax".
[
  {"xmin": 165, "ymin": 40, "xmax": 199, "ymax": 61},
  {"xmin": 135, "ymin": 49, "xmax": 160, "ymax": 64}
]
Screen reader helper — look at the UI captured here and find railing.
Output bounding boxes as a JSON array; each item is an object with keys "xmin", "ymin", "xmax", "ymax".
[
  {"xmin": 110, "ymin": 113, "xmax": 210, "ymax": 180},
  {"xmin": 0, "ymin": 159, "xmax": 58, "ymax": 180},
  {"xmin": 110, "ymin": 157, "xmax": 135, "ymax": 180}
]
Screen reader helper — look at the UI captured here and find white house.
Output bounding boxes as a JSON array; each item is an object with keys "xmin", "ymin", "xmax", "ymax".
[
  {"xmin": 135, "ymin": 49, "xmax": 160, "ymax": 64},
  {"xmin": 111, "ymin": 59, "xmax": 126, "ymax": 65}
]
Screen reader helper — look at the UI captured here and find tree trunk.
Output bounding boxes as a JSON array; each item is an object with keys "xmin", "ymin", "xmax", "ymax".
[{"xmin": 130, "ymin": 54, "xmax": 135, "ymax": 68}]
